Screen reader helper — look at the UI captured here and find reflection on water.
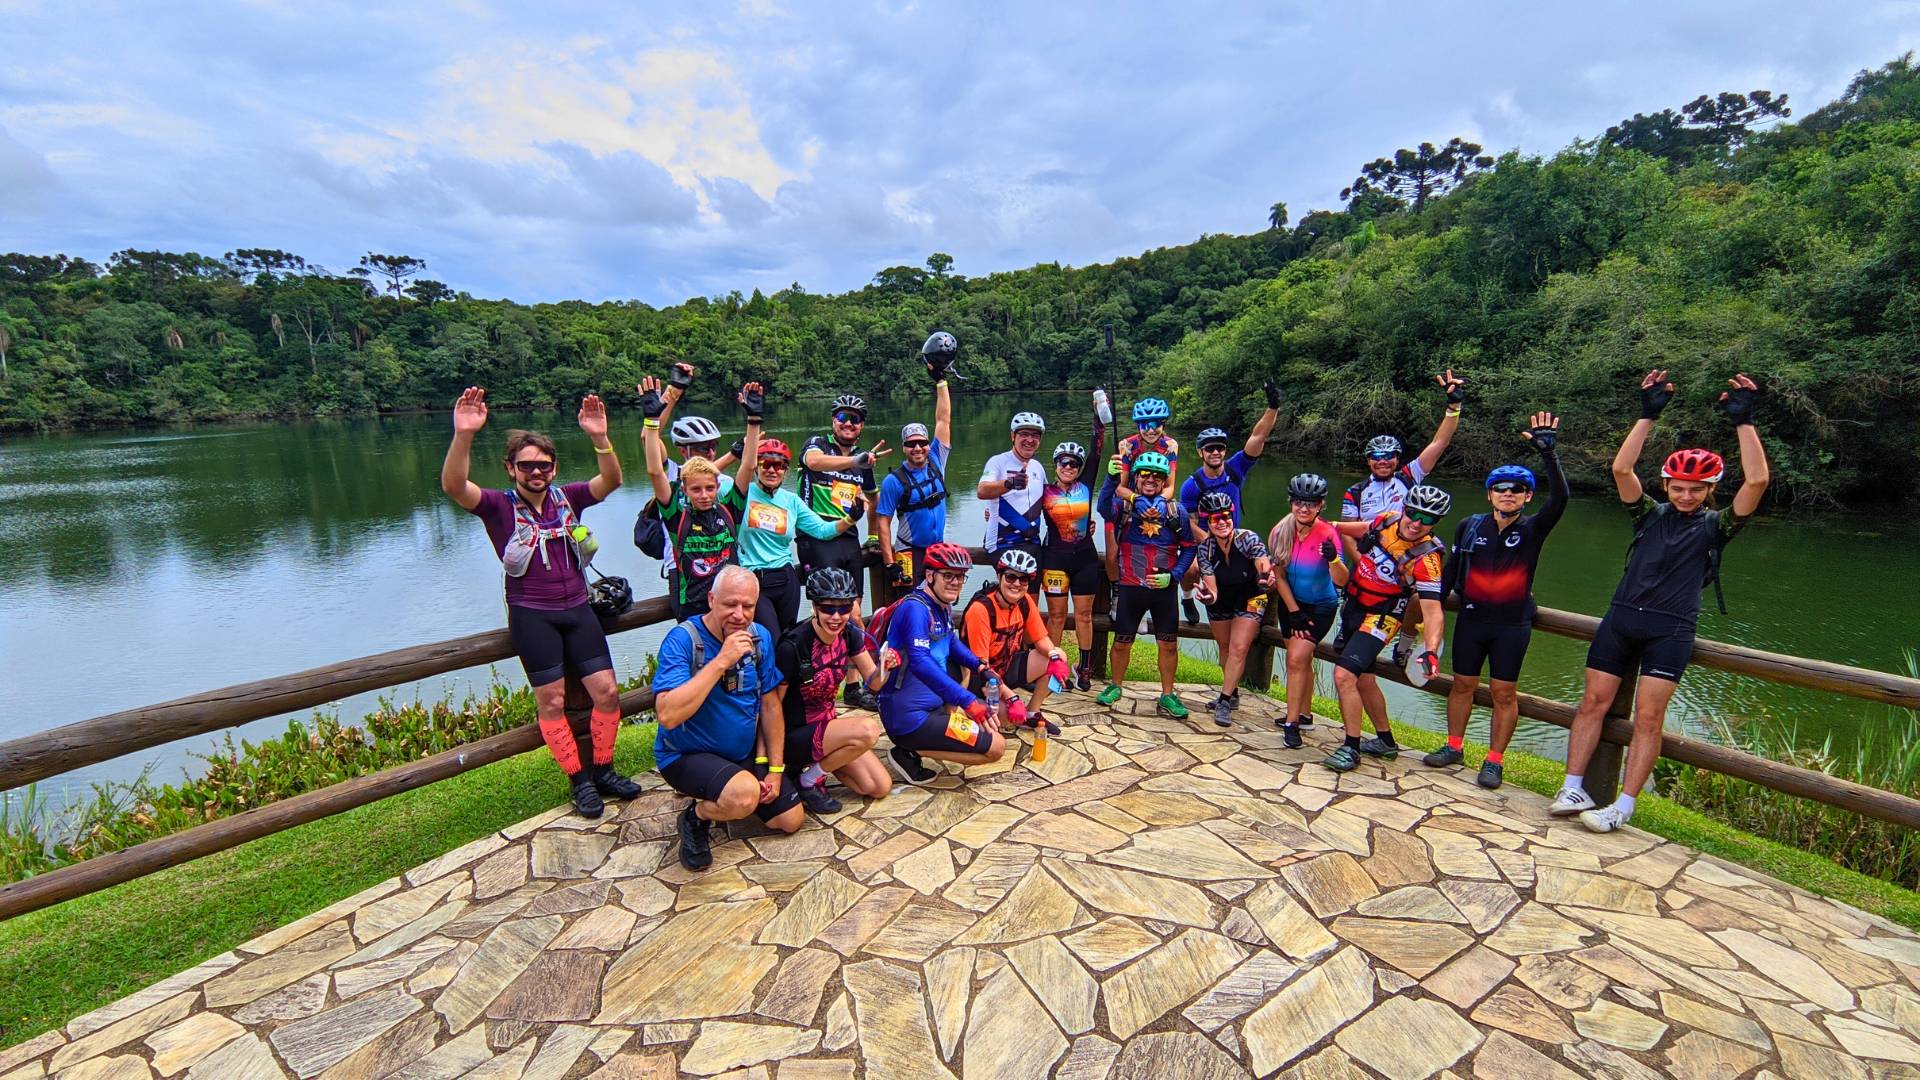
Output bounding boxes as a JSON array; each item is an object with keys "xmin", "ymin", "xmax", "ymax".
[{"xmin": 2, "ymin": 393, "xmax": 1916, "ymax": 813}]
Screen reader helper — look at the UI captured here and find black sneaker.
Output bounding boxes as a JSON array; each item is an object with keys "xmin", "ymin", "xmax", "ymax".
[
  {"xmin": 1356, "ymin": 736, "xmax": 1399, "ymax": 760},
  {"xmin": 1182, "ymin": 597, "xmax": 1202, "ymax": 626},
  {"xmin": 1024, "ymin": 712, "xmax": 1061, "ymax": 737},
  {"xmin": 569, "ymin": 772, "xmax": 604, "ymax": 819},
  {"xmin": 1478, "ymin": 761, "xmax": 1505, "ymax": 790},
  {"xmin": 887, "ymin": 746, "xmax": 937, "ymax": 786},
  {"xmin": 590, "ymin": 764, "xmax": 642, "ymax": 800},
  {"xmin": 1298, "ymin": 713, "xmax": 1314, "ymax": 728},
  {"xmin": 844, "ymin": 681, "xmax": 880, "ymax": 712},
  {"xmin": 676, "ymin": 803, "xmax": 712, "ymax": 870},
  {"xmin": 1282, "ymin": 723, "xmax": 1304, "ymax": 750},
  {"xmin": 1074, "ymin": 663, "xmax": 1092, "ymax": 692},
  {"xmin": 798, "ymin": 778, "xmax": 843, "ymax": 814},
  {"xmin": 1422, "ymin": 746, "xmax": 1464, "ymax": 768}
]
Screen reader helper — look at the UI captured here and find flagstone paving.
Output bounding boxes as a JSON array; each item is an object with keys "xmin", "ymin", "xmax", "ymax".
[{"xmin": 16, "ymin": 683, "xmax": 1920, "ymax": 1079}]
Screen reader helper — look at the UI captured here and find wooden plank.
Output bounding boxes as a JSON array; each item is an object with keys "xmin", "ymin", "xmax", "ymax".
[
  {"xmin": 0, "ymin": 689, "xmax": 655, "ymax": 922},
  {"xmin": 0, "ymin": 598, "xmax": 672, "ymax": 790}
]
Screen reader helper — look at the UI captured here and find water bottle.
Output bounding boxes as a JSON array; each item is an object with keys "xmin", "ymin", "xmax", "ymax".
[
  {"xmin": 983, "ymin": 677, "xmax": 1002, "ymax": 726},
  {"xmin": 1093, "ymin": 388, "xmax": 1114, "ymax": 425}
]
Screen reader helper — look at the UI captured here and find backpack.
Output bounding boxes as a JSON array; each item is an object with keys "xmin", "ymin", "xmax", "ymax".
[
  {"xmin": 888, "ymin": 457, "xmax": 949, "ymax": 514},
  {"xmin": 679, "ymin": 618, "xmax": 765, "ymax": 681},
  {"xmin": 864, "ymin": 589, "xmax": 938, "ymax": 688},
  {"xmin": 633, "ymin": 499, "xmax": 667, "ymax": 560},
  {"xmin": 1623, "ymin": 503, "xmax": 1732, "ymax": 614},
  {"xmin": 958, "ymin": 584, "xmax": 1034, "ymax": 674},
  {"xmin": 1353, "ymin": 512, "xmax": 1446, "ymax": 602}
]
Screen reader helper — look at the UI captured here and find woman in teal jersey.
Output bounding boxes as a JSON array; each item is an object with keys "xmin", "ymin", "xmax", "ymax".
[{"xmin": 731, "ymin": 400, "xmax": 862, "ymax": 638}]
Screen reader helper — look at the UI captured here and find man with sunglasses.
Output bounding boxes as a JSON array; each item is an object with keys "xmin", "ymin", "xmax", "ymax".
[
  {"xmin": 876, "ymin": 543, "xmax": 1007, "ymax": 785},
  {"xmin": 1095, "ymin": 451, "xmax": 1196, "ymax": 719},
  {"xmin": 1325, "ymin": 485, "xmax": 1454, "ymax": 772},
  {"xmin": 441, "ymin": 386, "xmax": 642, "ymax": 818},
  {"xmin": 1178, "ymin": 379, "xmax": 1284, "ymax": 623},
  {"xmin": 1426, "ymin": 413, "xmax": 1568, "ymax": 789},
  {"xmin": 875, "ymin": 345, "xmax": 955, "ymax": 588},
  {"xmin": 799, "ymin": 394, "xmax": 889, "ymax": 627},
  {"xmin": 977, "ymin": 412, "xmax": 1050, "ymax": 560},
  {"xmin": 960, "ymin": 549, "xmax": 1074, "ymax": 735}
]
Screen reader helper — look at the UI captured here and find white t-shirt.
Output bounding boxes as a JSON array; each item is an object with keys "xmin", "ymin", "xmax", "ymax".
[{"xmin": 979, "ymin": 450, "xmax": 1048, "ymax": 551}]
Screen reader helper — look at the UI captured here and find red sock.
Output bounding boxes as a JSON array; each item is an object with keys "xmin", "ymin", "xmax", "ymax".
[
  {"xmin": 1447, "ymin": 735, "xmax": 1464, "ymax": 751},
  {"xmin": 590, "ymin": 708, "xmax": 621, "ymax": 767},
  {"xmin": 538, "ymin": 714, "xmax": 582, "ymax": 775},
  {"xmin": 1485, "ymin": 750, "xmax": 1504, "ymax": 765}
]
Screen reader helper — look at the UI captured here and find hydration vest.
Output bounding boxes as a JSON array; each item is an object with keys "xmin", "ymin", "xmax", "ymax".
[{"xmin": 889, "ymin": 458, "xmax": 949, "ymax": 514}]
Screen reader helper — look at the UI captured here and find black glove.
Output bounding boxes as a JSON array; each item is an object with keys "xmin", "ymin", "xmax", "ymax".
[
  {"xmin": 1004, "ymin": 469, "xmax": 1029, "ymax": 491},
  {"xmin": 1286, "ymin": 606, "xmax": 1312, "ymax": 631},
  {"xmin": 926, "ymin": 353, "xmax": 953, "ymax": 381},
  {"xmin": 1263, "ymin": 379, "xmax": 1284, "ymax": 410},
  {"xmin": 888, "ymin": 563, "xmax": 913, "ymax": 587},
  {"xmin": 1720, "ymin": 385, "xmax": 1760, "ymax": 426},
  {"xmin": 668, "ymin": 364, "xmax": 694, "ymax": 392},
  {"xmin": 740, "ymin": 385, "xmax": 764, "ymax": 422},
  {"xmin": 845, "ymin": 498, "xmax": 865, "ymax": 524},
  {"xmin": 1640, "ymin": 380, "xmax": 1674, "ymax": 420},
  {"xmin": 638, "ymin": 387, "xmax": 665, "ymax": 420},
  {"xmin": 729, "ymin": 437, "xmax": 745, "ymax": 460},
  {"xmin": 1320, "ymin": 540, "xmax": 1338, "ymax": 561},
  {"xmin": 1526, "ymin": 424, "xmax": 1558, "ymax": 453},
  {"xmin": 1444, "ymin": 377, "xmax": 1467, "ymax": 406},
  {"xmin": 1356, "ymin": 529, "xmax": 1381, "ymax": 555},
  {"xmin": 853, "ymin": 450, "xmax": 874, "ymax": 469}
]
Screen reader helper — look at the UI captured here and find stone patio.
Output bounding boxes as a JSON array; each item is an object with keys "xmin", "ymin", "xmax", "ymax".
[{"xmin": 10, "ymin": 683, "xmax": 1920, "ymax": 1079}]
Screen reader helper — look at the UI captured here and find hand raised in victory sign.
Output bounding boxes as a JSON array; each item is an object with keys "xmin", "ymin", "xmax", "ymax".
[
  {"xmin": 453, "ymin": 386, "xmax": 489, "ymax": 434},
  {"xmin": 1434, "ymin": 368, "xmax": 1466, "ymax": 405},
  {"xmin": 578, "ymin": 394, "xmax": 610, "ymax": 439}
]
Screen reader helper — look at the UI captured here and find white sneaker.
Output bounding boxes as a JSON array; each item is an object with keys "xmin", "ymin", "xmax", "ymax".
[
  {"xmin": 1547, "ymin": 787, "xmax": 1596, "ymax": 817},
  {"xmin": 1579, "ymin": 803, "xmax": 1630, "ymax": 833}
]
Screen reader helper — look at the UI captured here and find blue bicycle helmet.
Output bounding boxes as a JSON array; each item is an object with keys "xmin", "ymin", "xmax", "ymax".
[
  {"xmin": 1486, "ymin": 464, "xmax": 1537, "ymax": 491},
  {"xmin": 1132, "ymin": 398, "xmax": 1170, "ymax": 424}
]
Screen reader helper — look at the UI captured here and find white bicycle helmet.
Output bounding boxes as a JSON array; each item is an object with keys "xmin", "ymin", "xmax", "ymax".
[
  {"xmin": 671, "ymin": 416, "xmax": 722, "ymax": 447},
  {"xmin": 1010, "ymin": 411, "xmax": 1046, "ymax": 434},
  {"xmin": 1052, "ymin": 441, "xmax": 1086, "ymax": 464},
  {"xmin": 1404, "ymin": 485, "xmax": 1453, "ymax": 518},
  {"xmin": 996, "ymin": 548, "xmax": 1040, "ymax": 577}
]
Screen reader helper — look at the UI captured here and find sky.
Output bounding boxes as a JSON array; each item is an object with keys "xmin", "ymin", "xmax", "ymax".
[{"xmin": 3, "ymin": 2, "xmax": 1915, "ymax": 306}]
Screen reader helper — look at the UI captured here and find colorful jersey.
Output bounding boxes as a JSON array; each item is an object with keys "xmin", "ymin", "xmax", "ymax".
[
  {"xmin": 1196, "ymin": 528, "xmax": 1269, "ymax": 591},
  {"xmin": 1273, "ymin": 518, "xmax": 1342, "ymax": 608},
  {"xmin": 1610, "ymin": 495, "xmax": 1747, "ymax": 622},
  {"xmin": 651, "ymin": 619, "xmax": 782, "ymax": 769},
  {"xmin": 878, "ymin": 589, "xmax": 985, "ymax": 734},
  {"xmin": 1441, "ymin": 452, "xmax": 1569, "ymax": 625},
  {"xmin": 776, "ymin": 622, "xmax": 867, "ymax": 729},
  {"xmin": 1097, "ymin": 474, "xmax": 1196, "ymax": 587},
  {"xmin": 1117, "ymin": 431, "xmax": 1180, "ymax": 486},
  {"xmin": 960, "ymin": 587, "xmax": 1050, "ymax": 674},
  {"xmin": 471, "ymin": 481, "xmax": 601, "ymax": 611},
  {"xmin": 660, "ymin": 497, "xmax": 740, "ymax": 609},
  {"xmin": 732, "ymin": 482, "xmax": 843, "ymax": 570},
  {"xmin": 1342, "ymin": 460, "xmax": 1428, "ymax": 520},
  {"xmin": 1179, "ymin": 451, "xmax": 1257, "ymax": 525},
  {"xmin": 1349, "ymin": 511, "xmax": 1446, "ymax": 605},
  {"xmin": 979, "ymin": 450, "xmax": 1048, "ymax": 551},
  {"xmin": 875, "ymin": 440, "xmax": 951, "ymax": 548},
  {"xmin": 799, "ymin": 435, "xmax": 876, "ymax": 521},
  {"xmin": 1040, "ymin": 481, "xmax": 1096, "ymax": 550}
]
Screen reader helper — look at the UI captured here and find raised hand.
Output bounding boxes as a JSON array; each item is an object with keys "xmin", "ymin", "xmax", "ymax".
[
  {"xmin": 855, "ymin": 440, "xmax": 892, "ymax": 468},
  {"xmin": 1639, "ymin": 369, "xmax": 1675, "ymax": 420},
  {"xmin": 636, "ymin": 376, "xmax": 666, "ymax": 420},
  {"xmin": 1263, "ymin": 378, "xmax": 1284, "ymax": 410},
  {"xmin": 578, "ymin": 394, "xmax": 609, "ymax": 438},
  {"xmin": 1435, "ymin": 368, "xmax": 1467, "ymax": 406},
  {"xmin": 453, "ymin": 386, "xmax": 489, "ymax": 434},
  {"xmin": 738, "ymin": 381, "xmax": 765, "ymax": 422},
  {"xmin": 1520, "ymin": 411, "xmax": 1560, "ymax": 453},
  {"xmin": 667, "ymin": 363, "xmax": 695, "ymax": 396},
  {"xmin": 1719, "ymin": 372, "xmax": 1761, "ymax": 425}
]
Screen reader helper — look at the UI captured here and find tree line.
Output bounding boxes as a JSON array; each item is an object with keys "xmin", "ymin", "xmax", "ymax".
[{"xmin": 3, "ymin": 55, "xmax": 1917, "ymax": 506}]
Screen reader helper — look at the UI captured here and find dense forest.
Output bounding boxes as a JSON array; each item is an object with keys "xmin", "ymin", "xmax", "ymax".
[{"xmin": 2, "ymin": 56, "xmax": 1916, "ymax": 504}]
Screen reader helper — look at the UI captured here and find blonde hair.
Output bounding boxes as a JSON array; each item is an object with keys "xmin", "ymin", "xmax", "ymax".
[
  {"xmin": 680, "ymin": 456, "xmax": 721, "ymax": 485},
  {"xmin": 1267, "ymin": 516, "xmax": 1299, "ymax": 567}
]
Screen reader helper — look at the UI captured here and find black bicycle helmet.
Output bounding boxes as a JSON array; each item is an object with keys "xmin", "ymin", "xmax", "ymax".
[
  {"xmin": 922, "ymin": 331, "xmax": 958, "ymax": 362},
  {"xmin": 831, "ymin": 394, "xmax": 867, "ymax": 419},
  {"xmin": 1196, "ymin": 490, "xmax": 1236, "ymax": 515},
  {"xmin": 588, "ymin": 576, "xmax": 634, "ymax": 617},
  {"xmin": 805, "ymin": 566, "xmax": 860, "ymax": 602},
  {"xmin": 1288, "ymin": 473, "xmax": 1330, "ymax": 500},
  {"xmin": 1196, "ymin": 427, "xmax": 1231, "ymax": 450}
]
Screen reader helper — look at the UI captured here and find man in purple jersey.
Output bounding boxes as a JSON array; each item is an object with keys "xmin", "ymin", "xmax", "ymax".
[{"xmin": 442, "ymin": 385, "xmax": 641, "ymax": 819}]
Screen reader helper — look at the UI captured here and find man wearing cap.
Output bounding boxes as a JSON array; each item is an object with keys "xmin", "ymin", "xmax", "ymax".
[{"xmin": 875, "ymin": 352, "xmax": 955, "ymax": 588}]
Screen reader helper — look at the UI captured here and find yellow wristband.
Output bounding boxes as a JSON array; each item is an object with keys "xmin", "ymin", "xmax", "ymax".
[
  {"xmin": 1446, "ymin": 407, "xmax": 1462, "ymax": 418},
  {"xmin": 767, "ymin": 764, "xmax": 785, "ymax": 774},
  {"xmin": 594, "ymin": 443, "xmax": 614, "ymax": 454},
  {"xmin": 754, "ymin": 755, "xmax": 769, "ymax": 765},
  {"xmin": 643, "ymin": 419, "xmax": 660, "ymax": 428}
]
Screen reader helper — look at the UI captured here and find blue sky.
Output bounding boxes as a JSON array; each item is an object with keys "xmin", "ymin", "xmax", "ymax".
[{"xmin": 3, "ymin": 1, "xmax": 1914, "ymax": 305}]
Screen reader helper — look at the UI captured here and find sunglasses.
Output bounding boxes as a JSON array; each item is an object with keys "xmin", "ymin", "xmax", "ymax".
[
  {"xmin": 1489, "ymin": 483, "xmax": 1530, "ymax": 495},
  {"xmin": 815, "ymin": 602, "xmax": 854, "ymax": 616},
  {"xmin": 758, "ymin": 459, "xmax": 789, "ymax": 470},
  {"xmin": 1201, "ymin": 443, "xmax": 1229, "ymax": 453},
  {"xmin": 1208, "ymin": 513, "xmax": 1235, "ymax": 525},
  {"xmin": 513, "ymin": 460, "xmax": 555, "ymax": 474},
  {"xmin": 904, "ymin": 440, "xmax": 930, "ymax": 450},
  {"xmin": 1054, "ymin": 458, "xmax": 1083, "ymax": 468},
  {"xmin": 1404, "ymin": 510, "xmax": 1442, "ymax": 526},
  {"xmin": 999, "ymin": 571, "xmax": 1031, "ymax": 584},
  {"xmin": 1291, "ymin": 498, "xmax": 1324, "ymax": 507},
  {"xmin": 687, "ymin": 443, "xmax": 718, "ymax": 458},
  {"xmin": 1136, "ymin": 420, "xmax": 1162, "ymax": 431},
  {"xmin": 1134, "ymin": 470, "xmax": 1168, "ymax": 480},
  {"xmin": 1366, "ymin": 451, "xmax": 1398, "ymax": 461},
  {"xmin": 833, "ymin": 411, "xmax": 865, "ymax": 425}
]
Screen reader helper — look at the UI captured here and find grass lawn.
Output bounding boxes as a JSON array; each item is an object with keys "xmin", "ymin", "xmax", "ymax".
[{"xmin": 4, "ymin": 642, "xmax": 1917, "ymax": 1049}]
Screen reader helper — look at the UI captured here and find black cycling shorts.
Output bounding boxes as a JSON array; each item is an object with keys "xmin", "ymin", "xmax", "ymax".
[
  {"xmin": 1452, "ymin": 614, "xmax": 1533, "ymax": 682},
  {"xmin": 1206, "ymin": 588, "xmax": 1270, "ymax": 623},
  {"xmin": 968, "ymin": 650, "xmax": 1037, "ymax": 694},
  {"xmin": 783, "ymin": 720, "xmax": 830, "ymax": 768},
  {"xmin": 1586, "ymin": 606, "xmax": 1697, "ymax": 683},
  {"xmin": 508, "ymin": 602, "xmax": 614, "ymax": 687},
  {"xmin": 889, "ymin": 706, "xmax": 996, "ymax": 756},
  {"xmin": 1041, "ymin": 544, "xmax": 1103, "ymax": 598},
  {"xmin": 799, "ymin": 533, "xmax": 866, "ymax": 599},
  {"xmin": 660, "ymin": 752, "xmax": 802, "ymax": 821},
  {"xmin": 1287, "ymin": 603, "xmax": 1340, "ymax": 644},
  {"xmin": 1113, "ymin": 584, "xmax": 1179, "ymax": 643},
  {"xmin": 754, "ymin": 565, "xmax": 803, "ymax": 639},
  {"xmin": 1334, "ymin": 596, "xmax": 1409, "ymax": 676}
]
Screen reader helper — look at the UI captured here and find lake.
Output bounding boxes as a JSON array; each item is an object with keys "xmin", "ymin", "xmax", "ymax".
[{"xmin": 3, "ymin": 389, "xmax": 1914, "ymax": 813}]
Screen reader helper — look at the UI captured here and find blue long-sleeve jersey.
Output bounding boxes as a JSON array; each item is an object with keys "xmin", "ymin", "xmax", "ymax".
[
  {"xmin": 877, "ymin": 588, "xmax": 983, "ymax": 734},
  {"xmin": 1098, "ymin": 475, "xmax": 1196, "ymax": 586}
]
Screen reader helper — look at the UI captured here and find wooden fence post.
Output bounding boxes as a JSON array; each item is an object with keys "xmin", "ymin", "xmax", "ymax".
[
  {"xmin": 1090, "ymin": 587, "xmax": 1112, "ymax": 680},
  {"xmin": 1582, "ymin": 670, "xmax": 1633, "ymax": 808}
]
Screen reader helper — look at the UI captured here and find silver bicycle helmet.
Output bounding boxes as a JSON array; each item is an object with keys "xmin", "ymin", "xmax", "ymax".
[
  {"xmin": 1052, "ymin": 441, "xmax": 1086, "ymax": 465},
  {"xmin": 996, "ymin": 548, "xmax": 1040, "ymax": 577},
  {"xmin": 1010, "ymin": 411, "xmax": 1046, "ymax": 434},
  {"xmin": 671, "ymin": 416, "xmax": 721, "ymax": 447},
  {"xmin": 1404, "ymin": 485, "xmax": 1453, "ymax": 518}
]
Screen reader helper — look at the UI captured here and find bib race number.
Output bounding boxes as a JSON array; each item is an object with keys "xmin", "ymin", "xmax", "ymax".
[
  {"xmin": 945, "ymin": 709, "xmax": 980, "ymax": 746},
  {"xmin": 747, "ymin": 501, "xmax": 790, "ymax": 535},
  {"xmin": 829, "ymin": 479, "xmax": 859, "ymax": 511},
  {"xmin": 1043, "ymin": 569, "xmax": 1070, "ymax": 597}
]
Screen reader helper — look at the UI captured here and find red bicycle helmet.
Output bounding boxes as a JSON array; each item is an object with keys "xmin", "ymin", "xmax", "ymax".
[
  {"xmin": 1661, "ymin": 448, "xmax": 1725, "ymax": 483},
  {"xmin": 923, "ymin": 542, "xmax": 973, "ymax": 572},
  {"xmin": 756, "ymin": 438, "xmax": 792, "ymax": 463}
]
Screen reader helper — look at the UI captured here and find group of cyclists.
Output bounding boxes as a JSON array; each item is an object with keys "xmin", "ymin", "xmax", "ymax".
[{"xmin": 443, "ymin": 328, "xmax": 1770, "ymax": 871}]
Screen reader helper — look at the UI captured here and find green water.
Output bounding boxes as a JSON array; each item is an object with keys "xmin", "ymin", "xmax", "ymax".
[{"xmin": 2, "ymin": 390, "xmax": 1913, "ymax": 809}]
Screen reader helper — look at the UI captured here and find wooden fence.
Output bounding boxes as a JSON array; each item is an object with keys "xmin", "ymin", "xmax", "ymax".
[{"xmin": 1, "ymin": 548, "xmax": 1917, "ymax": 921}]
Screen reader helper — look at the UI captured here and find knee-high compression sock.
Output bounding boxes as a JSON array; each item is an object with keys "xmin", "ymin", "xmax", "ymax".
[
  {"xmin": 590, "ymin": 708, "xmax": 621, "ymax": 766},
  {"xmin": 539, "ymin": 713, "xmax": 583, "ymax": 775}
]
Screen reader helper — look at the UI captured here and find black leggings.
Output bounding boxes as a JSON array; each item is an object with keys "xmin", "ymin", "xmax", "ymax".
[
  {"xmin": 754, "ymin": 565, "xmax": 802, "ymax": 640},
  {"xmin": 507, "ymin": 602, "xmax": 614, "ymax": 687}
]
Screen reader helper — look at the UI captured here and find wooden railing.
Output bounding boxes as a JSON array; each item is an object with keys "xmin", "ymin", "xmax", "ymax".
[{"xmin": 1, "ymin": 547, "xmax": 1916, "ymax": 921}]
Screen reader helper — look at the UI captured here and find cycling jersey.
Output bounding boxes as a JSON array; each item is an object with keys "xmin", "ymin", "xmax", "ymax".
[
  {"xmin": 1097, "ymin": 474, "xmax": 1196, "ymax": 586},
  {"xmin": 471, "ymin": 482, "xmax": 601, "ymax": 610},
  {"xmin": 979, "ymin": 451, "xmax": 1048, "ymax": 551},
  {"xmin": 776, "ymin": 622, "xmax": 867, "ymax": 730},
  {"xmin": 1272, "ymin": 518, "xmax": 1342, "ymax": 608},
  {"xmin": 1342, "ymin": 461, "xmax": 1427, "ymax": 521},
  {"xmin": 660, "ymin": 498, "xmax": 740, "ymax": 611},
  {"xmin": 1349, "ymin": 511, "xmax": 1446, "ymax": 606},
  {"xmin": 799, "ymin": 435, "xmax": 875, "ymax": 522},
  {"xmin": 1610, "ymin": 495, "xmax": 1747, "ymax": 622},
  {"xmin": 731, "ymin": 483, "xmax": 843, "ymax": 570},
  {"xmin": 1197, "ymin": 528, "xmax": 1270, "ymax": 618},
  {"xmin": 875, "ymin": 440, "xmax": 951, "ymax": 547},
  {"xmin": 1040, "ymin": 481, "xmax": 1095, "ymax": 549},
  {"xmin": 1117, "ymin": 432, "xmax": 1180, "ymax": 485},
  {"xmin": 877, "ymin": 589, "xmax": 985, "ymax": 735},
  {"xmin": 1179, "ymin": 451, "xmax": 1257, "ymax": 524},
  {"xmin": 960, "ymin": 586, "xmax": 1049, "ymax": 675},
  {"xmin": 1440, "ymin": 452, "xmax": 1568, "ymax": 625}
]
